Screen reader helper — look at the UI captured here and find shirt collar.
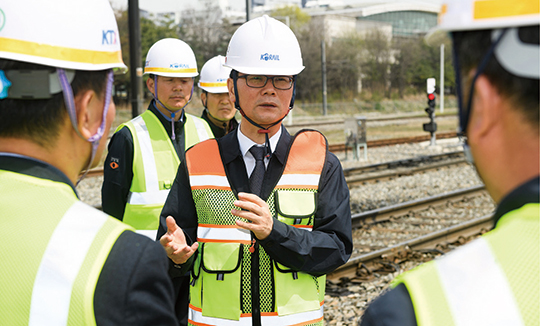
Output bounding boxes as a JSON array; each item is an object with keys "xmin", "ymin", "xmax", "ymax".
[
  {"xmin": 493, "ymin": 175, "xmax": 540, "ymax": 227},
  {"xmin": 0, "ymin": 152, "xmax": 78, "ymax": 197},
  {"xmin": 237, "ymin": 122, "xmax": 281, "ymax": 158}
]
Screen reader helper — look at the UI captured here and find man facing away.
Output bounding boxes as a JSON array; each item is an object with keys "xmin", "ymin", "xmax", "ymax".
[
  {"xmin": 360, "ymin": 1, "xmax": 539, "ymax": 325},
  {"xmin": 0, "ymin": 0, "xmax": 178, "ymax": 324},
  {"xmin": 102, "ymin": 38, "xmax": 213, "ymax": 239},
  {"xmin": 158, "ymin": 15, "xmax": 353, "ymax": 326}
]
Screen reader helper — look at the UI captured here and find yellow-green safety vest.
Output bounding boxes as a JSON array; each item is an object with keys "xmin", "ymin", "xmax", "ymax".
[
  {"xmin": 120, "ymin": 109, "xmax": 212, "ymax": 239},
  {"xmin": 0, "ymin": 169, "xmax": 132, "ymax": 325},
  {"xmin": 184, "ymin": 130, "xmax": 328, "ymax": 326},
  {"xmin": 393, "ymin": 203, "xmax": 539, "ymax": 326}
]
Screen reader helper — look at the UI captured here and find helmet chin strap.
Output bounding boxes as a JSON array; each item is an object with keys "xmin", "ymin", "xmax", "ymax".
[
  {"xmin": 202, "ymin": 94, "xmax": 230, "ymax": 124},
  {"xmin": 231, "ymin": 70, "xmax": 296, "ymax": 158},
  {"xmin": 153, "ymin": 76, "xmax": 194, "ymax": 140},
  {"xmin": 58, "ymin": 68, "xmax": 113, "ymax": 186},
  {"xmin": 452, "ymin": 28, "xmax": 508, "ymax": 168},
  {"xmin": 205, "ymin": 108, "xmax": 229, "ymax": 132}
]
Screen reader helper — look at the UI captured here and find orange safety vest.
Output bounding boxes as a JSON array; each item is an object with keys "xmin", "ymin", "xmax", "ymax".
[{"xmin": 185, "ymin": 130, "xmax": 328, "ymax": 326}]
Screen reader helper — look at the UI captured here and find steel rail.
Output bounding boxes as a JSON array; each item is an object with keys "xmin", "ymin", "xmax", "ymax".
[
  {"xmin": 286, "ymin": 113, "xmax": 457, "ymax": 129},
  {"xmin": 343, "ymin": 151, "xmax": 464, "ymax": 176},
  {"xmin": 327, "ymin": 213, "xmax": 494, "ymax": 282},
  {"xmin": 350, "ymin": 185, "xmax": 486, "ymax": 228},
  {"xmin": 82, "ymin": 133, "xmax": 460, "ymax": 179},
  {"xmin": 346, "ymin": 158, "xmax": 467, "ymax": 186}
]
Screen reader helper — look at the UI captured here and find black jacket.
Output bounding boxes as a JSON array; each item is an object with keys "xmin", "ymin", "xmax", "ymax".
[
  {"xmin": 359, "ymin": 176, "xmax": 540, "ymax": 326},
  {"xmin": 101, "ymin": 101, "xmax": 187, "ymax": 220},
  {"xmin": 157, "ymin": 126, "xmax": 353, "ymax": 325},
  {"xmin": 200, "ymin": 109, "xmax": 239, "ymax": 139},
  {"xmin": 0, "ymin": 154, "xmax": 178, "ymax": 325}
]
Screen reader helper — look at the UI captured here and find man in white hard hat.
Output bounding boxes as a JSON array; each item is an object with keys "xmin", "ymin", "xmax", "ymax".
[
  {"xmin": 102, "ymin": 38, "xmax": 213, "ymax": 239},
  {"xmin": 0, "ymin": 0, "xmax": 178, "ymax": 324},
  {"xmin": 199, "ymin": 55, "xmax": 239, "ymax": 138},
  {"xmin": 157, "ymin": 15, "xmax": 353, "ymax": 326},
  {"xmin": 360, "ymin": 1, "xmax": 539, "ymax": 325}
]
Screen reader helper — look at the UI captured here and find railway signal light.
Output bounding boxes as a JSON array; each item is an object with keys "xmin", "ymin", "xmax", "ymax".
[{"xmin": 423, "ymin": 78, "xmax": 437, "ymax": 145}]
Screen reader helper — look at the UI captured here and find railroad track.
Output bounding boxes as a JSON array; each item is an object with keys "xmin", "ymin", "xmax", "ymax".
[
  {"xmin": 82, "ymin": 133, "xmax": 459, "ymax": 179},
  {"xmin": 285, "ymin": 113, "xmax": 457, "ymax": 129},
  {"xmin": 328, "ymin": 131, "xmax": 458, "ymax": 153},
  {"xmin": 327, "ymin": 185, "xmax": 494, "ymax": 283},
  {"xmin": 344, "ymin": 151, "xmax": 466, "ymax": 186}
]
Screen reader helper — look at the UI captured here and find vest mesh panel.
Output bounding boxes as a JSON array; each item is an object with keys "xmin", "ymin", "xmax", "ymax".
[
  {"xmin": 187, "ymin": 132, "xmax": 327, "ymax": 325},
  {"xmin": 486, "ymin": 205, "xmax": 539, "ymax": 326},
  {"xmin": 241, "ymin": 244, "xmax": 253, "ymax": 314},
  {"xmin": 1, "ymin": 171, "xmax": 73, "ymax": 325},
  {"xmin": 193, "ymin": 189, "xmax": 239, "ymax": 225}
]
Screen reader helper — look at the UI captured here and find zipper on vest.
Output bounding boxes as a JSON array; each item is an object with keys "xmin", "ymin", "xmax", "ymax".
[
  {"xmin": 249, "ymin": 238, "xmax": 256, "ymax": 253},
  {"xmin": 250, "ymin": 233, "xmax": 261, "ymax": 326}
]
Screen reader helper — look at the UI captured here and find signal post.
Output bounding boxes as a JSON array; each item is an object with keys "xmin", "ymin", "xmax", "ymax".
[{"xmin": 423, "ymin": 78, "xmax": 437, "ymax": 146}]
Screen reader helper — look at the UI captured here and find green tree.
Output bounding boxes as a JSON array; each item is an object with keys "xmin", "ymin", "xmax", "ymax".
[
  {"xmin": 177, "ymin": 2, "xmax": 236, "ymax": 72},
  {"xmin": 391, "ymin": 36, "xmax": 454, "ymax": 96},
  {"xmin": 113, "ymin": 9, "xmax": 177, "ymax": 102},
  {"xmin": 270, "ymin": 5, "xmax": 311, "ymax": 32},
  {"xmin": 326, "ymin": 33, "xmax": 364, "ymax": 100}
]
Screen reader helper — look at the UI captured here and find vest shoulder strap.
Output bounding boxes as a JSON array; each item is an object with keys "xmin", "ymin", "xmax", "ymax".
[
  {"xmin": 284, "ymin": 130, "xmax": 327, "ymax": 175},
  {"xmin": 184, "ymin": 114, "xmax": 213, "ymax": 150},
  {"xmin": 185, "ymin": 139, "xmax": 224, "ymax": 176}
]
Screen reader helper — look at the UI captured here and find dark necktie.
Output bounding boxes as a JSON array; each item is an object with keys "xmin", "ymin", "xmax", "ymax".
[{"xmin": 249, "ymin": 145, "xmax": 266, "ymax": 197}]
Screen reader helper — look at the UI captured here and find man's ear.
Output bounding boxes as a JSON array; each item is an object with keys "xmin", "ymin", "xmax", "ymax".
[
  {"xmin": 468, "ymin": 75, "xmax": 502, "ymax": 140},
  {"xmin": 74, "ymin": 89, "xmax": 101, "ymax": 140},
  {"xmin": 146, "ymin": 77, "xmax": 155, "ymax": 95},
  {"xmin": 227, "ymin": 78, "xmax": 236, "ymax": 104},
  {"xmin": 200, "ymin": 91, "xmax": 207, "ymax": 107}
]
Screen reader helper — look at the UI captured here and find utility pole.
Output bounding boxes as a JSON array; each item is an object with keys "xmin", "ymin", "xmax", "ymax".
[
  {"xmin": 440, "ymin": 44, "xmax": 445, "ymax": 113},
  {"xmin": 128, "ymin": 0, "xmax": 143, "ymax": 118},
  {"xmin": 246, "ymin": 0, "xmax": 251, "ymax": 21},
  {"xmin": 321, "ymin": 40, "xmax": 327, "ymax": 116}
]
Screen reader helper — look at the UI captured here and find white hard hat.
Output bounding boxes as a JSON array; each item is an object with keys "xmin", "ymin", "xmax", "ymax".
[
  {"xmin": 144, "ymin": 38, "xmax": 198, "ymax": 77},
  {"xmin": 0, "ymin": 0, "xmax": 127, "ymax": 72},
  {"xmin": 429, "ymin": 0, "xmax": 539, "ymax": 35},
  {"xmin": 224, "ymin": 15, "xmax": 304, "ymax": 76},
  {"xmin": 426, "ymin": 0, "xmax": 539, "ymax": 79},
  {"xmin": 198, "ymin": 55, "xmax": 231, "ymax": 93}
]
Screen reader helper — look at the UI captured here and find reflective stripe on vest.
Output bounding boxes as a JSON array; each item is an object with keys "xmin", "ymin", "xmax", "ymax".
[
  {"xmin": 198, "ymin": 224, "xmax": 252, "ymax": 244},
  {"xmin": 394, "ymin": 203, "xmax": 539, "ymax": 326},
  {"xmin": 188, "ymin": 303, "xmax": 324, "ymax": 326},
  {"xmin": 30, "ymin": 202, "xmax": 127, "ymax": 326},
  {"xmin": 185, "ymin": 131, "xmax": 327, "ymax": 325},
  {"xmin": 189, "ymin": 115, "xmax": 212, "ymax": 147},
  {"xmin": 1, "ymin": 170, "xmax": 131, "ymax": 325},
  {"xmin": 436, "ymin": 238, "xmax": 523, "ymax": 326},
  {"xmin": 121, "ymin": 110, "xmax": 212, "ymax": 238}
]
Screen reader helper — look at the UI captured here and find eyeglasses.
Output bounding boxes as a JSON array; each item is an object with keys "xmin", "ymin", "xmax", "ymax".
[{"xmin": 237, "ymin": 75, "xmax": 294, "ymax": 90}]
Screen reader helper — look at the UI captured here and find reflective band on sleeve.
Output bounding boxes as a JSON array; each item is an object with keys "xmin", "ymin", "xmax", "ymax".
[
  {"xmin": 293, "ymin": 225, "xmax": 313, "ymax": 231},
  {"xmin": 127, "ymin": 189, "xmax": 170, "ymax": 205},
  {"xmin": 474, "ymin": 0, "xmax": 539, "ymax": 20},
  {"xmin": 132, "ymin": 116, "xmax": 160, "ymax": 192},
  {"xmin": 189, "ymin": 175, "xmax": 230, "ymax": 188},
  {"xmin": 435, "ymin": 238, "xmax": 524, "ymax": 326},
  {"xmin": 29, "ymin": 201, "xmax": 107, "ymax": 326},
  {"xmin": 198, "ymin": 225, "xmax": 251, "ymax": 243},
  {"xmin": 137, "ymin": 229, "xmax": 158, "ymax": 240},
  {"xmin": 192, "ymin": 117, "xmax": 211, "ymax": 142},
  {"xmin": 276, "ymin": 174, "xmax": 321, "ymax": 188},
  {"xmin": 189, "ymin": 304, "xmax": 324, "ymax": 326}
]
